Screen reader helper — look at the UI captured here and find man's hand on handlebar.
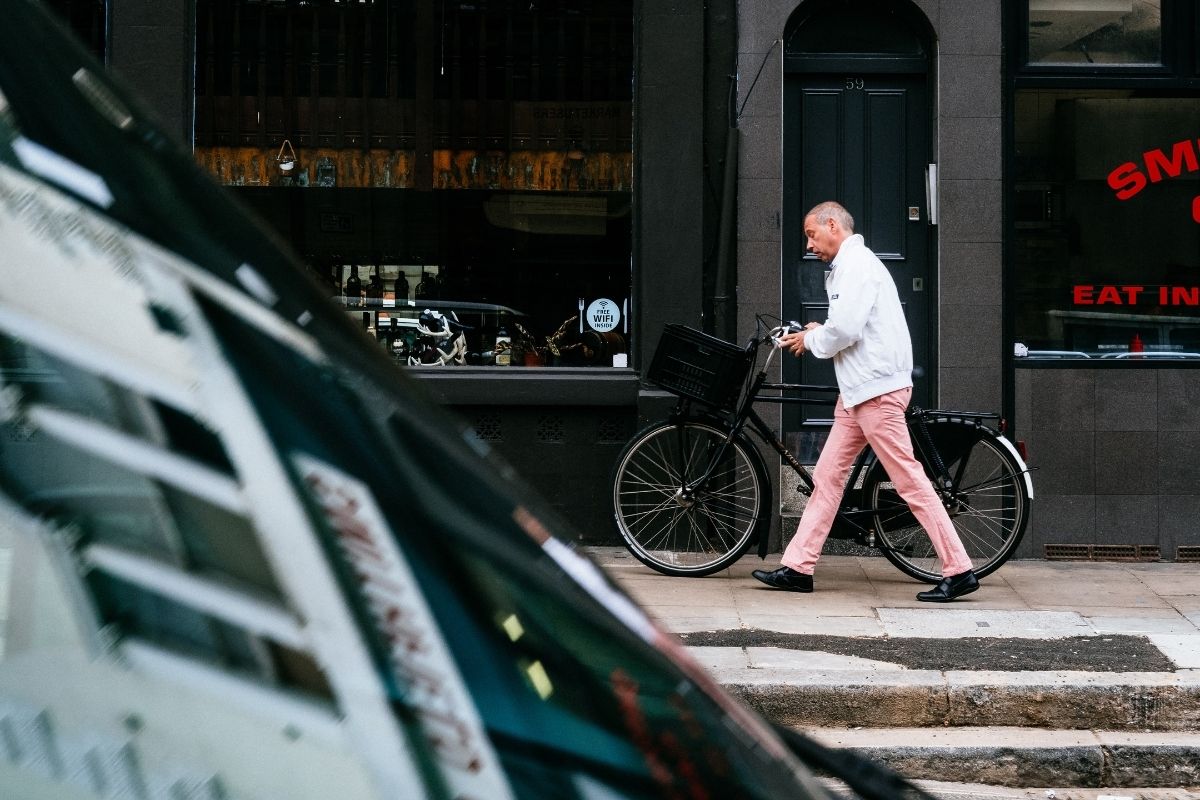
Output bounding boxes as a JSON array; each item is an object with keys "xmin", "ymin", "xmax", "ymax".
[{"xmin": 777, "ymin": 322, "xmax": 821, "ymax": 356}]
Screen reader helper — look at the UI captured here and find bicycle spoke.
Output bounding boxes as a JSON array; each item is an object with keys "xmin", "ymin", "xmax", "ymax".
[
  {"xmin": 692, "ymin": 503, "xmax": 755, "ymax": 542},
  {"xmin": 622, "ymin": 500, "xmax": 685, "ymax": 532},
  {"xmin": 955, "ymin": 472, "xmax": 1022, "ymax": 496},
  {"xmin": 950, "ymin": 501, "xmax": 1016, "ymax": 545},
  {"xmin": 683, "ymin": 510, "xmax": 736, "ymax": 554},
  {"xmin": 634, "ymin": 514, "xmax": 685, "ymax": 553}
]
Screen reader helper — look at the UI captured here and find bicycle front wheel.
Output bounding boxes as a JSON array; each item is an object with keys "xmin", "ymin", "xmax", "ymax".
[
  {"xmin": 864, "ymin": 420, "xmax": 1030, "ymax": 582},
  {"xmin": 611, "ymin": 420, "xmax": 768, "ymax": 577}
]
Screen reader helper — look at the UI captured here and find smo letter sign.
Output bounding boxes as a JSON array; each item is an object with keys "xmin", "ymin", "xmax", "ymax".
[{"xmin": 1107, "ymin": 137, "xmax": 1200, "ymax": 222}]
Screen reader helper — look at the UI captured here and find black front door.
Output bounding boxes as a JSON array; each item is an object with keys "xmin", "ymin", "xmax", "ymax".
[{"xmin": 783, "ymin": 71, "xmax": 933, "ymax": 458}]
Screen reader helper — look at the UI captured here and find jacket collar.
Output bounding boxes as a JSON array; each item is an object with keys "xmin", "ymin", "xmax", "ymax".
[{"xmin": 830, "ymin": 233, "xmax": 865, "ymax": 270}]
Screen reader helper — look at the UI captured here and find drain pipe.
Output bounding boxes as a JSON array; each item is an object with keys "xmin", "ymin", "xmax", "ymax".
[
  {"xmin": 712, "ymin": 103, "xmax": 739, "ymax": 344},
  {"xmin": 714, "ymin": 41, "xmax": 780, "ymax": 343}
]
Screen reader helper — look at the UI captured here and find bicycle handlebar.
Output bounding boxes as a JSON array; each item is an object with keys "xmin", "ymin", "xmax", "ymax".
[{"xmin": 747, "ymin": 315, "xmax": 808, "ymax": 375}]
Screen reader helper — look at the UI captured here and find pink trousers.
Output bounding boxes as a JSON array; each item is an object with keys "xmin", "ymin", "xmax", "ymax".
[{"xmin": 781, "ymin": 386, "xmax": 973, "ymax": 577}]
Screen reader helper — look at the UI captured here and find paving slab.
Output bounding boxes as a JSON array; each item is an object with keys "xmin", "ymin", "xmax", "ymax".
[
  {"xmin": 731, "ymin": 583, "xmax": 879, "ymax": 614},
  {"xmin": 1169, "ymin": 598, "xmax": 1200, "ymax": 622},
  {"xmin": 1002, "ymin": 574, "xmax": 1173, "ymax": 610},
  {"xmin": 1146, "ymin": 634, "xmax": 1200, "ymax": 669},
  {"xmin": 686, "ymin": 645, "xmax": 752, "ymax": 671},
  {"xmin": 744, "ymin": 646, "xmax": 908, "ymax": 672},
  {"xmin": 688, "ymin": 645, "xmax": 907, "ymax": 672},
  {"xmin": 878, "ymin": 608, "xmax": 1093, "ymax": 639},
  {"xmin": 619, "ymin": 578, "xmax": 734, "ymax": 606},
  {"xmin": 732, "ymin": 613, "xmax": 887, "ymax": 637},
  {"xmin": 1127, "ymin": 565, "xmax": 1200, "ymax": 598},
  {"xmin": 653, "ymin": 609, "xmax": 745, "ymax": 632},
  {"xmin": 1082, "ymin": 615, "xmax": 1198, "ymax": 635}
]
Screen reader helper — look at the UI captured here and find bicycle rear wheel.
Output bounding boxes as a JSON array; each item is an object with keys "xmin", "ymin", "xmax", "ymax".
[
  {"xmin": 611, "ymin": 420, "xmax": 768, "ymax": 577},
  {"xmin": 863, "ymin": 419, "xmax": 1029, "ymax": 582}
]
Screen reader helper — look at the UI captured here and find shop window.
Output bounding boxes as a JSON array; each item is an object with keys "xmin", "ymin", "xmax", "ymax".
[
  {"xmin": 197, "ymin": 0, "xmax": 634, "ymax": 370},
  {"xmin": 1012, "ymin": 91, "xmax": 1200, "ymax": 359},
  {"xmin": 1027, "ymin": 1, "xmax": 1162, "ymax": 65}
]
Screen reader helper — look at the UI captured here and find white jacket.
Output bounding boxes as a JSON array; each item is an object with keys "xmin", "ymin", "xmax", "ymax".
[{"xmin": 803, "ymin": 234, "xmax": 913, "ymax": 408}]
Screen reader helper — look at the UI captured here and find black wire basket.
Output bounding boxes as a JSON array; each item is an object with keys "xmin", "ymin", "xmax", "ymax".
[{"xmin": 647, "ymin": 325, "xmax": 752, "ymax": 412}]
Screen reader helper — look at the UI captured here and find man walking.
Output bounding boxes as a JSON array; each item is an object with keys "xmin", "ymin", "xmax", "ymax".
[{"xmin": 752, "ymin": 201, "xmax": 978, "ymax": 602}]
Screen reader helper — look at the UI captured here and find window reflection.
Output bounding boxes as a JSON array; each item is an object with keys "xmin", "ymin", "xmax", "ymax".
[
  {"xmin": 195, "ymin": 0, "xmax": 637, "ymax": 371},
  {"xmin": 1027, "ymin": 0, "xmax": 1161, "ymax": 65},
  {"xmin": 1013, "ymin": 92, "xmax": 1200, "ymax": 359},
  {"xmin": 239, "ymin": 189, "xmax": 633, "ymax": 369}
]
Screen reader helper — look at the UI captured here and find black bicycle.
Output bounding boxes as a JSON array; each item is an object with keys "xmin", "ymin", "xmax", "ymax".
[{"xmin": 611, "ymin": 317, "xmax": 1034, "ymax": 580}]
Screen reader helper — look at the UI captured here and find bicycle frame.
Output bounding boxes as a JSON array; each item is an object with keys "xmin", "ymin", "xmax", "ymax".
[{"xmin": 663, "ymin": 322, "xmax": 1029, "ymax": 559}]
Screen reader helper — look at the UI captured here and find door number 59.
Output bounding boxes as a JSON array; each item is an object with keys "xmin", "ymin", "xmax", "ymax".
[{"xmin": 844, "ymin": 77, "xmax": 864, "ymax": 90}]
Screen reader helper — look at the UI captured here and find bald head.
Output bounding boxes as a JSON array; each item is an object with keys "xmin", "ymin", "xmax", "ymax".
[
  {"xmin": 806, "ymin": 201, "xmax": 855, "ymax": 233},
  {"xmin": 802, "ymin": 201, "xmax": 855, "ymax": 263}
]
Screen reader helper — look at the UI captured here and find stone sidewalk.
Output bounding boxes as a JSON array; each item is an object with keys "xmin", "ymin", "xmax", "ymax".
[
  {"xmin": 593, "ymin": 548, "xmax": 1200, "ymax": 659},
  {"xmin": 591, "ymin": 548, "xmax": 1200, "ymax": 789}
]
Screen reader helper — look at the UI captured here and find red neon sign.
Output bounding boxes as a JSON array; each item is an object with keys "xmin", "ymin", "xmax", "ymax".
[{"xmin": 1107, "ymin": 138, "xmax": 1200, "ymax": 222}]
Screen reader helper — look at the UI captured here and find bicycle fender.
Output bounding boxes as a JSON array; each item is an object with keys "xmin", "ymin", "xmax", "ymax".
[
  {"xmin": 924, "ymin": 415, "xmax": 1035, "ymax": 501},
  {"xmin": 992, "ymin": 433, "xmax": 1035, "ymax": 499}
]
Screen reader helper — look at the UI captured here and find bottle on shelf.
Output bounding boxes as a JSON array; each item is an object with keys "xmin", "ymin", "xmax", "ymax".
[
  {"xmin": 495, "ymin": 324, "xmax": 511, "ymax": 366},
  {"xmin": 415, "ymin": 269, "xmax": 433, "ymax": 301},
  {"xmin": 344, "ymin": 265, "xmax": 362, "ymax": 307},
  {"xmin": 393, "ymin": 269, "xmax": 410, "ymax": 305},
  {"xmin": 365, "ymin": 266, "xmax": 383, "ymax": 306}
]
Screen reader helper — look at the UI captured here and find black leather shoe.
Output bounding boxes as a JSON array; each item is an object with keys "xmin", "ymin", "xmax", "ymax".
[
  {"xmin": 751, "ymin": 566, "xmax": 813, "ymax": 593},
  {"xmin": 916, "ymin": 570, "xmax": 979, "ymax": 603}
]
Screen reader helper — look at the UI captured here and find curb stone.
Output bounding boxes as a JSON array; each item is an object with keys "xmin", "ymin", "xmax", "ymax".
[
  {"xmin": 705, "ymin": 666, "xmax": 1200, "ymax": 730},
  {"xmin": 805, "ymin": 728, "xmax": 1200, "ymax": 790}
]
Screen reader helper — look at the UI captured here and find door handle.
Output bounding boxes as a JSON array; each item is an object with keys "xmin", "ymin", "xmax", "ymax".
[{"xmin": 925, "ymin": 163, "xmax": 938, "ymax": 226}]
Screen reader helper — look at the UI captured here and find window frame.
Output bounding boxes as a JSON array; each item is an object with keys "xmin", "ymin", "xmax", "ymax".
[
  {"xmin": 1015, "ymin": 0, "xmax": 1177, "ymax": 79},
  {"xmin": 1006, "ymin": 1, "xmax": 1200, "ymax": 367}
]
